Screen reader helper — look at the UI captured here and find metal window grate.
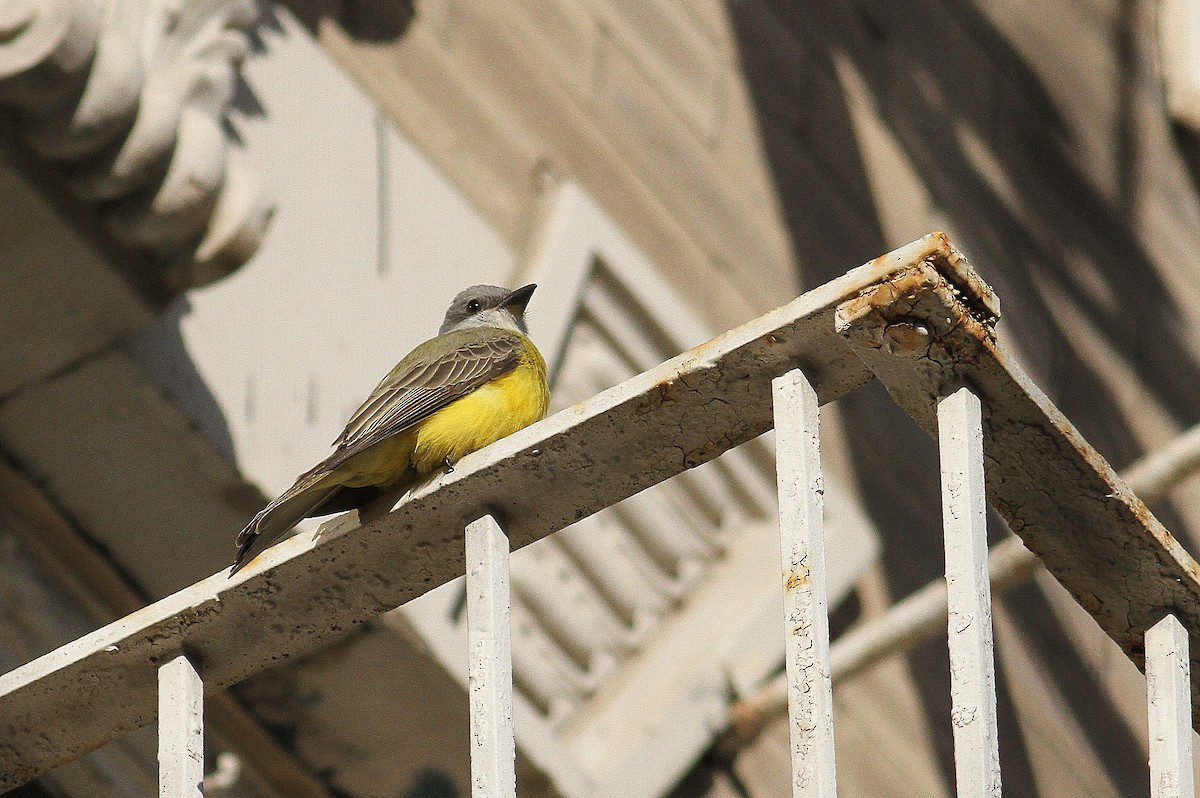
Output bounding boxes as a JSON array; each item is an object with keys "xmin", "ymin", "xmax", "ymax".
[{"xmin": 3, "ymin": 233, "xmax": 1199, "ymax": 797}]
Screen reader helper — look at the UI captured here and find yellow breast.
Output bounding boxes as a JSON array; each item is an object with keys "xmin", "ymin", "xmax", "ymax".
[
  {"xmin": 328, "ymin": 336, "xmax": 548, "ymax": 488},
  {"xmin": 409, "ymin": 338, "xmax": 549, "ymax": 476}
]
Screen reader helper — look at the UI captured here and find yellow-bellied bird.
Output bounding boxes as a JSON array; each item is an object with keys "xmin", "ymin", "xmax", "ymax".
[{"xmin": 231, "ymin": 284, "xmax": 549, "ymax": 574}]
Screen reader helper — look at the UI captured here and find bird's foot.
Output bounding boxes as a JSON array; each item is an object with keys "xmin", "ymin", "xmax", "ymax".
[{"xmin": 443, "ymin": 457, "xmax": 455, "ymax": 474}]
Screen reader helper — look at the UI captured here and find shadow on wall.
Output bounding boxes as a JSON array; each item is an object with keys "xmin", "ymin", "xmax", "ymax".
[
  {"xmin": 403, "ymin": 769, "xmax": 459, "ymax": 798},
  {"xmin": 728, "ymin": 1, "xmax": 1200, "ymax": 796},
  {"xmin": 125, "ymin": 298, "xmax": 239, "ymax": 464},
  {"xmin": 281, "ymin": 0, "xmax": 416, "ymax": 41},
  {"xmin": 1175, "ymin": 126, "xmax": 1200, "ymax": 201}
]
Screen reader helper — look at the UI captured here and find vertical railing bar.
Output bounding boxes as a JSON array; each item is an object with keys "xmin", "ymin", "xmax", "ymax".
[
  {"xmin": 158, "ymin": 653, "xmax": 204, "ymax": 798},
  {"xmin": 938, "ymin": 387, "xmax": 1002, "ymax": 798},
  {"xmin": 466, "ymin": 514, "xmax": 517, "ymax": 798},
  {"xmin": 1147, "ymin": 614, "xmax": 1195, "ymax": 798},
  {"xmin": 772, "ymin": 369, "xmax": 838, "ymax": 798}
]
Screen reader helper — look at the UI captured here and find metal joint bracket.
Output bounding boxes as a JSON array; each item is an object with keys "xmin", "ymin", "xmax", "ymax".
[
  {"xmin": 836, "ymin": 234, "xmax": 1200, "ymax": 729},
  {"xmin": 835, "ymin": 233, "xmax": 1000, "ymax": 431}
]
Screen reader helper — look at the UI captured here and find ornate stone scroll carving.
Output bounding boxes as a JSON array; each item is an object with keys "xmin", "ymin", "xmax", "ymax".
[{"xmin": 0, "ymin": 0, "xmax": 273, "ymax": 285}]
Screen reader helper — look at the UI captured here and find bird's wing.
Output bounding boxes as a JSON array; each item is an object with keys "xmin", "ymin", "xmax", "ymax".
[
  {"xmin": 326, "ymin": 331, "xmax": 523, "ymax": 468},
  {"xmin": 230, "ymin": 330, "xmax": 525, "ymax": 573}
]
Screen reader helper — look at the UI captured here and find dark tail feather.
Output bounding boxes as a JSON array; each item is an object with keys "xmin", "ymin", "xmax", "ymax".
[
  {"xmin": 307, "ymin": 484, "xmax": 387, "ymax": 515},
  {"xmin": 230, "ymin": 482, "xmax": 339, "ymax": 575}
]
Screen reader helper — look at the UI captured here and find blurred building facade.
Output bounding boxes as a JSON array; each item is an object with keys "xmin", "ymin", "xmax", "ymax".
[{"xmin": 4, "ymin": 0, "xmax": 1200, "ymax": 796}]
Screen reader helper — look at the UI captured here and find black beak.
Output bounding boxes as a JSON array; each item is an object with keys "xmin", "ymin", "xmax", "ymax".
[{"xmin": 504, "ymin": 283, "xmax": 536, "ymax": 312}]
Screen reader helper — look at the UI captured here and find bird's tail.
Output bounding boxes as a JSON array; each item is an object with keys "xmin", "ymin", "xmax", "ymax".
[{"xmin": 230, "ymin": 473, "xmax": 338, "ymax": 575}]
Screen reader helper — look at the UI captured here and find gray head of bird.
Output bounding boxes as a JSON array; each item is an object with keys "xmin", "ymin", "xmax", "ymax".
[{"xmin": 439, "ymin": 283, "xmax": 536, "ymax": 335}]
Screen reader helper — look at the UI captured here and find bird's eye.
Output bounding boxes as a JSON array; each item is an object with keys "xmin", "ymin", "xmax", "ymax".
[{"xmin": 466, "ymin": 299, "xmax": 481, "ymax": 313}]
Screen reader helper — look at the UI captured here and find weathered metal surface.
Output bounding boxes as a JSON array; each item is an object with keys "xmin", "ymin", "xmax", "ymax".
[
  {"xmin": 938, "ymin": 389, "xmax": 1001, "ymax": 798},
  {"xmin": 772, "ymin": 370, "xmax": 837, "ymax": 798},
  {"xmin": 1146, "ymin": 614, "xmax": 1195, "ymax": 798},
  {"xmin": 835, "ymin": 233, "xmax": 1200, "ymax": 727},
  {"xmin": 157, "ymin": 655, "xmax": 203, "ymax": 798},
  {"xmin": 4, "ymin": 232, "xmax": 1200, "ymax": 788}
]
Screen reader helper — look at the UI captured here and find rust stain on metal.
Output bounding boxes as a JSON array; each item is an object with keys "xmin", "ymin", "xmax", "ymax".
[
  {"xmin": 883, "ymin": 320, "xmax": 932, "ymax": 355},
  {"xmin": 637, "ymin": 379, "xmax": 678, "ymax": 415},
  {"xmin": 837, "ymin": 265, "xmax": 941, "ymax": 334},
  {"xmin": 925, "ymin": 234, "xmax": 1001, "ymax": 321},
  {"xmin": 786, "ymin": 569, "xmax": 811, "ymax": 592}
]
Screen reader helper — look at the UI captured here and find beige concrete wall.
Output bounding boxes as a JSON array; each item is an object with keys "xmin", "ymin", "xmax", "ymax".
[{"xmin": 287, "ymin": 0, "xmax": 790, "ymax": 334}]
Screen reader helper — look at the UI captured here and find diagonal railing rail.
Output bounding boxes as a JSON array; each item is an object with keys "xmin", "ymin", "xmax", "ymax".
[{"xmin": 2, "ymin": 233, "xmax": 1199, "ymax": 795}]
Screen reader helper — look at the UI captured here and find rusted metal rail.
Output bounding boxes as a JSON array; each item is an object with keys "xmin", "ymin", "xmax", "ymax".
[{"xmin": 2, "ymin": 233, "xmax": 1199, "ymax": 793}]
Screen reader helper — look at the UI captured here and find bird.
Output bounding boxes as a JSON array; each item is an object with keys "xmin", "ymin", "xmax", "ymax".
[{"xmin": 230, "ymin": 283, "xmax": 549, "ymax": 574}]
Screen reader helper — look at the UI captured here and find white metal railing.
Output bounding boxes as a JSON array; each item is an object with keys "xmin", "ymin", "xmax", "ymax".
[
  {"xmin": 937, "ymin": 388, "xmax": 1002, "ymax": 798},
  {"xmin": 158, "ymin": 655, "xmax": 204, "ymax": 798},
  {"xmin": 766, "ymin": 379, "xmax": 1195, "ymax": 798},
  {"xmin": 466, "ymin": 515, "xmax": 517, "ymax": 798},
  {"xmin": 3, "ymin": 233, "xmax": 1200, "ymax": 797},
  {"xmin": 773, "ymin": 369, "xmax": 837, "ymax": 798},
  {"xmin": 725, "ymin": 413, "xmax": 1200, "ymax": 753},
  {"xmin": 1147, "ymin": 615, "xmax": 1195, "ymax": 798}
]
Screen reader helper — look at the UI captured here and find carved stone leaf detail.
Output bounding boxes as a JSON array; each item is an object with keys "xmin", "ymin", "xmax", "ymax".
[{"xmin": 0, "ymin": 0, "xmax": 273, "ymax": 285}]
